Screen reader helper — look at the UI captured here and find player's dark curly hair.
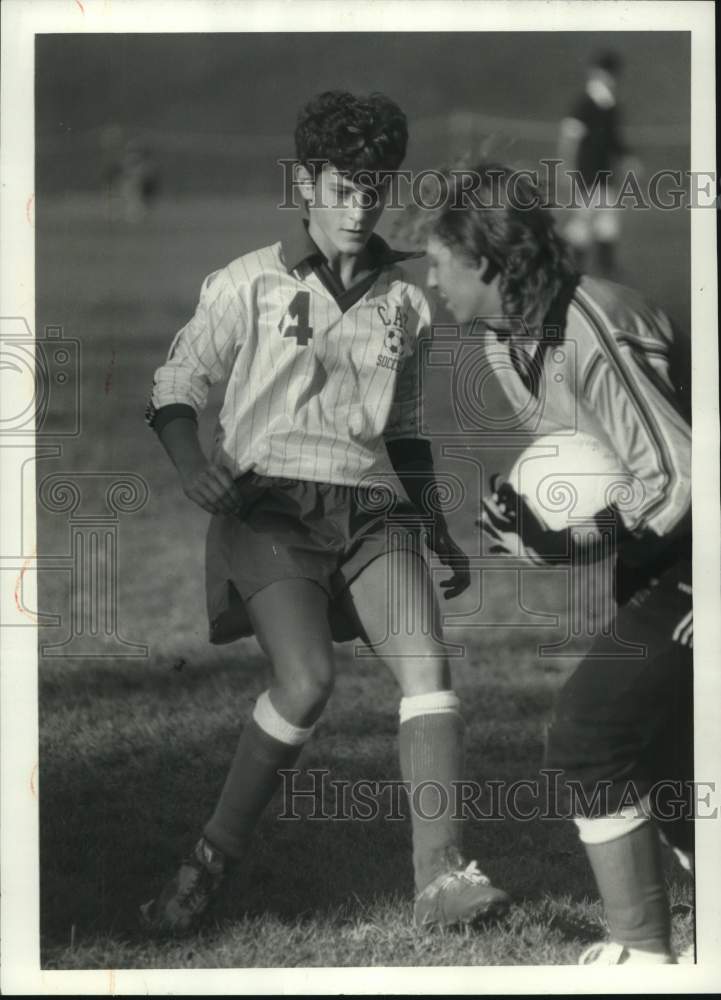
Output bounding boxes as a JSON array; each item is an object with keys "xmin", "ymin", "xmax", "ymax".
[
  {"xmin": 295, "ymin": 90, "xmax": 408, "ymax": 175},
  {"xmin": 432, "ymin": 162, "xmax": 578, "ymax": 331}
]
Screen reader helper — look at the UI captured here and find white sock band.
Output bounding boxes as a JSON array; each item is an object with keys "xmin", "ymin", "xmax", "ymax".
[
  {"xmin": 253, "ymin": 691, "xmax": 315, "ymax": 747},
  {"xmin": 574, "ymin": 795, "xmax": 652, "ymax": 845},
  {"xmin": 399, "ymin": 690, "xmax": 461, "ymax": 725}
]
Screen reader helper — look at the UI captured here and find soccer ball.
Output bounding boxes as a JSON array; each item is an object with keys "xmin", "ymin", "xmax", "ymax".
[
  {"xmin": 507, "ymin": 432, "xmax": 640, "ymax": 531},
  {"xmin": 385, "ymin": 327, "xmax": 406, "ymax": 356}
]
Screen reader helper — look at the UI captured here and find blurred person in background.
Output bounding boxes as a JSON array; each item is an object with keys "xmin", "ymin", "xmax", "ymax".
[
  {"xmin": 559, "ymin": 51, "xmax": 642, "ymax": 278},
  {"xmin": 103, "ymin": 133, "xmax": 161, "ymax": 223}
]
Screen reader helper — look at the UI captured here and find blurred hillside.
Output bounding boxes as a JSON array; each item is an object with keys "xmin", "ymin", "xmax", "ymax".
[{"xmin": 37, "ymin": 32, "xmax": 689, "ymax": 196}]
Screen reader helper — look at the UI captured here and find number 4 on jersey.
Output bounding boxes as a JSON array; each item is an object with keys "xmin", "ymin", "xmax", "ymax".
[{"xmin": 280, "ymin": 290, "xmax": 314, "ymax": 346}]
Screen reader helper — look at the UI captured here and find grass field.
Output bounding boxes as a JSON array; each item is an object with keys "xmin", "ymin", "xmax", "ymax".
[{"xmin": 36, "ymin": 193, "xmax": 694, "ymax": 969}]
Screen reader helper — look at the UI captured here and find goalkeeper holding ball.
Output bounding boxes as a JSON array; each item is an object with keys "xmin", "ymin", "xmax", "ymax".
[{"xmin": 418, "ymin": 162, "xmax": 693, "ymax": 964}]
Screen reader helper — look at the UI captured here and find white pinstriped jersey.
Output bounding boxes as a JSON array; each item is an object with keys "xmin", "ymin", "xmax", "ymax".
[
  {"xmin": 490, "ymin": 276, "xmax": 691, "ymax": 539},
  {"xmin": 150, "ymin": 234, "xmax": 430, "ymax": 486}
]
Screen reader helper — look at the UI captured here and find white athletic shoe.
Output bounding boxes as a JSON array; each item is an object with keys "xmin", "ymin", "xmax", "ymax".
[
  {"xmin": 579, "ymin": 941, "xmax": 675, "ymax": 965},
  {"xmin": 413, "ymin": 858, "xmax": 511, "ymax": 928}
]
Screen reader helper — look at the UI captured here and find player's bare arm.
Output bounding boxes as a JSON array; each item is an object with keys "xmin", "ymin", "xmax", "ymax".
[
  {"xmin": 157, "ymin": 416, "xmax": 245, "ymax": 516},
  {"xmin": 431, "ymin": 521, "xmax": 471, "ymax": 599}
]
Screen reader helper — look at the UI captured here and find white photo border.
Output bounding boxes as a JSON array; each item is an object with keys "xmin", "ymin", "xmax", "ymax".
[{"xmin": 1, "ymin": 0, "xmax": 718, "ymax": 994}]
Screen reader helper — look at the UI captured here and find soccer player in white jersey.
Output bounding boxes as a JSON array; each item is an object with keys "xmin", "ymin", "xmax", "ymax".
[
  {"xmin": 420, "ymin": 163, "xmax": 692, "ymax": 964},
  {"xmin": 141, "ymin": 94, "xmax": 511, "ymax": 933}
]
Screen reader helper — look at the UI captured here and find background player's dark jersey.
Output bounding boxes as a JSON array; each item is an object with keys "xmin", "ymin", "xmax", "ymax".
[{"xmin": 571, "ymin": 94, "xmax": 627, "ymax": 183}]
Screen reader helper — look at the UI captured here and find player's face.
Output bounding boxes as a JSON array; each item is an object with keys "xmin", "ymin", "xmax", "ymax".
[
  {"xmin": 301, "ymin": 164, "xmax": 388, "ymax": 258},
  {"xmin": 425, "ymin": 235, "xmax": 502, "ymax": 325}
]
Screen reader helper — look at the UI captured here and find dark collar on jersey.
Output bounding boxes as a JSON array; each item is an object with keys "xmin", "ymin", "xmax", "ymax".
[
  {"xmin": 541, "ymin": 274, "xmax": 580, "ymax": 340},
  {"xmin": 504, "ymin": 275, "xmax": 580, "ymax": 397},
  {"xmin": 281, "ymin": 219, "xmax": 423, "ymax": 275},
  {"xmin": 497, "ymin": 274, "xmax": 580, "ymax": 345},
  {"xmin": 281, "ymin": 219, "xmax": 422, "ymax": 312}
]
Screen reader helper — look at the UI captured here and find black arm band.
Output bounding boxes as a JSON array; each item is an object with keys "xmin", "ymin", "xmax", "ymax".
[
  {"xmin": 386, "ymin": 437, "xmax": 434, "ymax": 474},
  {"xmin": 386, "ymin": 438, "xmax": 442, "ymax": 517},
  {"xmin": 148, "ymin": 402, "xmax": 198, "ymax": 434}
]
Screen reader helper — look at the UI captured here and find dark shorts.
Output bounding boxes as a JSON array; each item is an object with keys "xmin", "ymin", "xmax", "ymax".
[
  {"xmin": 545, "ymin": 559, "xmax": 693, "ymax": 843},
  {"xmin": 205, "ymin": 473, "xmax": 426, "ymax": 645}
]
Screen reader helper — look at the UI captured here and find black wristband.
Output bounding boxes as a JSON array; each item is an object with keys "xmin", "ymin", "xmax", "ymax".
[
  {"xmin": 386, "ymin": 437, "xmax": 433, "ymax": 473},
  {"xmin": 149, "ymin": 403, "xmax": 198, "ymax": 434}
]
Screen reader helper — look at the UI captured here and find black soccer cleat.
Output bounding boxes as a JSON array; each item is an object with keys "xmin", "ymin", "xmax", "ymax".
[{"xmin": 139, "ymin": 836, "xmax": 227, "ymax": 935}]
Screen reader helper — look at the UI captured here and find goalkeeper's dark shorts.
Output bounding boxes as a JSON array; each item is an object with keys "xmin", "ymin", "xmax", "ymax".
[{"xmin": 545, "ymin": 557, "xmax": 693, "ymax": 849}]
